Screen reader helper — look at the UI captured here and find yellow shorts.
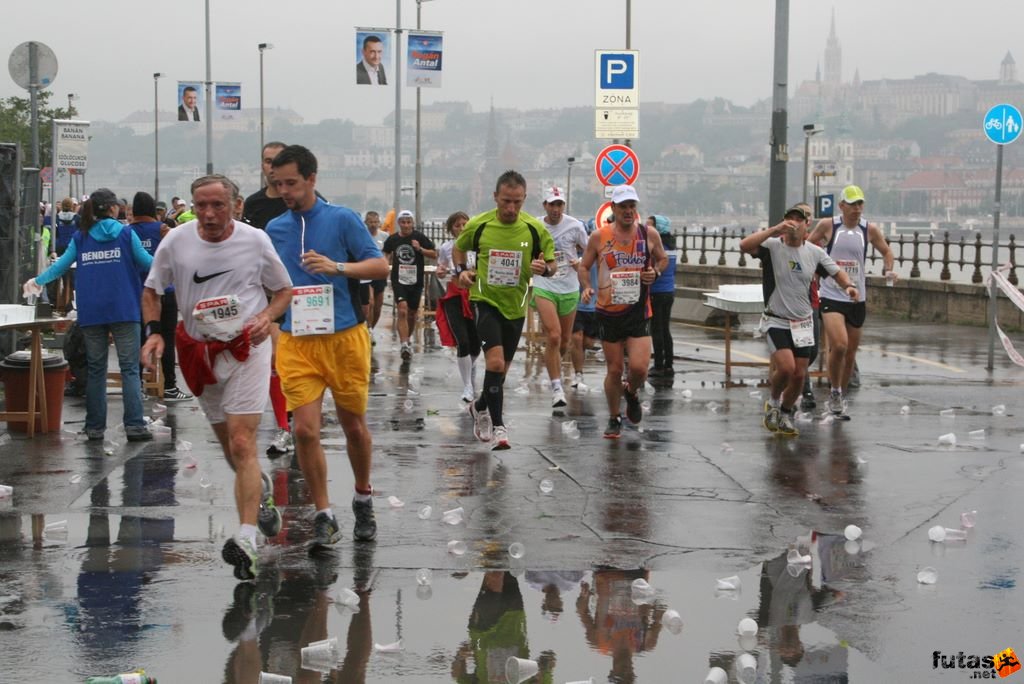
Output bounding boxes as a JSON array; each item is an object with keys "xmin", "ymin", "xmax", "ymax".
[{"xmin": 277, "ymin": 326, "xmax": 371, "ymax": 415}]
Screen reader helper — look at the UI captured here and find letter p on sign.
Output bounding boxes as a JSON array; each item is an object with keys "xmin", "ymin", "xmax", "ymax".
[{"xmin": 600, "ymin": 54, "xmax": 634, "ymax": 89}]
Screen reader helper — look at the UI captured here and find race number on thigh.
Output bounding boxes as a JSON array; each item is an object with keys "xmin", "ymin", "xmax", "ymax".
[
  {"xmin": 290, "ymin": 285, "xmax": 333, "ymax": 336},
  {"xmin": 487, "ymin": 249, "xmax": 521, "ymax": 286},
  {"xmin": 610, "ymin": 271, "xmax": 641, "ymax": 305},
  {"xmin": 789, "ymin": 316, "xmax": 814, "ymax": 348},
  {"xmin": 193, "ymin": 294, "xmax": 243, "ymax": 341}
]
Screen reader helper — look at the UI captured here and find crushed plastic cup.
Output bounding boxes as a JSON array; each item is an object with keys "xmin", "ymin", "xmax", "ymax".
[
  {"xmin": 374, "ymin": 639, "xmax": 403, "ymax": 653},
  {"xmin": 561, "ymin": 420, "xmax": 578, "ymax": 434},
  {"xmin": 737, "ymin": 617, "xmax": 758, "ymax": 637},
  {"xmin": 940, "ymin": 408, "xmax": 955, "ymax": 418},
  {"xmin": 630, "ymin": 578, "xmax": 655, "ymax": 602},
  {"xmin": 704, "ymin": 666, "xmax": 728, "ymax": 684},
  {"xmin": 505, "ymin": 656, "xmax": 540, "ymax": 684},
  {"xmin": 680, "ymin": 389, "xmax": 693, "ymax": 399},
  {"xmin": 566, "ymin": 428, "xmax": 580, "ymax": 439},
  {"xmin": 716, "ymin": 575, "xmax": 741, "ymax": 591},
  {"xmin": 844, "ymin": 524, "xmax": 862, "ymax": 541},
  {"xmin": 960, "ymin": 510, "xmax": 977, "ymax": 529},
  {"xmin": 968, "ymin": 429, "xmax": 985, "ymax": 440},
  {"xmin": 417, "ymin": 505, "xmax": 432, "ymax": 520},
  {"xmin": 175, "ymin": 439, "xmax": 193, "ymax": 452},
  {"xmin": 937, "ymin": 433, "xmax": 957, "ymax": 446},
  {"xmin": 992, "ymin": 404, "xmax": 1006, "ymax": 416},
  {"xmin": 415, "ymin": 568, "xmax": 432, "ymax": 586},
  {"xmin": 736, "ymin": 652, "xmax": 757, "ymax": 684},
  {"xmin": 917, "ymin": 567, "xmax": 938, "ymax": 585},
  {"xmin": 301, "ymin": 637, "xmax": 340, "ymax": 667},
  {"xmin": 707, "ymin": 401, "xmax": 720, "ymax": 413},
  {"xmin": 508, "ymin": 542, "xmax": 525, "ymax": 560},
  {"xmin": 387, "ymin": 495, "xmax": 405, "ymax": 508},
  {"xmin": 538, "ymin": 478, "xmax": 554, "ymax": 495},
  {"xmin": 447, "ymin": 540, "xmax": 467, "ymax": 556},
  {"xmin": 43, "ymin": 520, "xmax": 68, "ymax": 539},
  {"xmin": 181, "ymin": 454, "xmax": 199, "ymax": 470},
  {"xmin": 942, "ymin": 527, "xmax": 968, "ymax": 541},
  {"xmin": 661, "ymin": 608, "xmax": 683, "ymax": 634},
  {"xmin": 928, "ymin": 525, "xmax": 946, "ymax": 542},
  {"xmin": 402, "ymin": 399, "xmax": 414, "ymax": 412},
  {"xmin": 152, "ymin": 403, "xmax": 167, "ymax": 415},
  {"xmin": 442, "ymin": 507, "xmax": 464, "ymax": 525},
  {"xmin": 333, "ymin": 587, "xmax": 360, "ymax": 609},
  {"xmin": 199, "ymin": 476, "xmax": 212, "ymax": 489},
  {"xmin": 900, "ymin": 405, "xmax": 910, "ymax": 415},
  {"xmin": 68, "ymin": 474, "xmax": 82, "ymax": 484},
  {"xmin": 259, "ymin": 673, "xmax": 292, "ymax": 684},
  {"xmin": 786, "ymin": 549, "xmax": 811, "ymax": 565},
  {"xmin": 721, "ymin": 442, "xmax": 733, "ymax": 453},
  {"xmin": 929, "ymin": 526, "xmax": 967, "ymax": 543}
]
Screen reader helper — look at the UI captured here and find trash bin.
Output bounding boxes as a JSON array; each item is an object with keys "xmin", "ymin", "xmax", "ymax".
[{"xmin": 0, "ymin": 351, "xmax": 68, "ymax": 433}]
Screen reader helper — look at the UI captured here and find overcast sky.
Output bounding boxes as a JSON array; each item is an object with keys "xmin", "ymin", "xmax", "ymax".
[{"xmin": 2, "ymin": 0, "xmax": 1021, "ymax": 127}]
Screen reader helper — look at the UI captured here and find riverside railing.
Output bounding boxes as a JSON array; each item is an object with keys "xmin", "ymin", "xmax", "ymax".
[{"xmin": 674, "ymin": 226, "xmax": 1020, "ymax": 286}]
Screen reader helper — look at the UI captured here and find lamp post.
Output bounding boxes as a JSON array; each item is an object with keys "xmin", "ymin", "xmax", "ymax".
[
  {"xmin": 802, "ymin": 123, "xmax": 823, "ymax": 206},
  {"xmin": 67, "ymin": 94, "xmax": 79, "ymax": 196},
  {"xmin": 153, "ymin": 73, "xmax": 164, "ymax": 201},
  {"xmin": 258, "ymin": 42, "xmax": 273, "ymax": 181},
  {"xmin": 566, "ymin": 156, "xmax": 576, "ymax": 215}
]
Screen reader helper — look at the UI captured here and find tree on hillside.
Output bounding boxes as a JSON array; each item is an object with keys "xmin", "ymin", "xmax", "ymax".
[{"xmin": 0, "ymin": 91, "xmax": 77, "ymax": 165}]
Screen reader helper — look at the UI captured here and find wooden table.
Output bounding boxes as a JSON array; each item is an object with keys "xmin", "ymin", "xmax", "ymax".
[
  {"xmin": 702, "ymin": 291, "xmax": 767, "ymax": 387},
  {"xmin": 0, "ymin": 317, "xmax": 73, "ymax": 436}
]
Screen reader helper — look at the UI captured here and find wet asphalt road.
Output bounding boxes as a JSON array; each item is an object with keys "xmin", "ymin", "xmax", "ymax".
[{"xmin": 0, "ymin": 315, "xmax": 1021, "ymax": 683}]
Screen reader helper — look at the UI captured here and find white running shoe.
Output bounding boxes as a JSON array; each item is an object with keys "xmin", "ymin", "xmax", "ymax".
[
  {"xmin": 266, "ymin": 429, "xmax": 293, "ymax": 458},
  {"xmin": 490, "ymin": 425, "xmax": 510, "ymax": 451},
  {"xmin": 470, "ymin": 401, "xmax": 492, "ymax": 442},
  {"xmin": 551, "ymin": 388, "xmax": 567, "ymax": 408},
  {"xmin": 460, "ymin": 386, "xmax": 475, "ymax": 404}
]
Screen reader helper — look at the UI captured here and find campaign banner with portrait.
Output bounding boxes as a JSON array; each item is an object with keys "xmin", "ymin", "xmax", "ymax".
[
  {"xmin": 355, "ymin": 28, "xmax": 392, "ymax": 86},
  {"xmin": 177, "ymin": 81, "xmax": 203, "ymax": 122},
  {"xmin": 216, "ymin": 82, "xmax": 241, "ymax": 120},
  {"xmin": 406, "ymin": 31, "xmax": 443, "ymax": 88}
]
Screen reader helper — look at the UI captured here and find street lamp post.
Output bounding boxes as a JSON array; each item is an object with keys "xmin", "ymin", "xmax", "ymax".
[
  {"xmin": 414, "ymin": 0, "xmax": 438, "ymax": 226},
  {"xmin": 802, "ymin": 123, "xmax": 823, "ymax": 206},
  {"xmin": 566, "ymin": 157, "xmax": 576, "ymax": 215},
  {"xmin": 67, "ymin": 94, "xmax": 79, "ymax": 197},
  {"xmin": 153, "ymin": 73, "xmax": 164, "ymax": 201},
  {"xmin": 258, "ymin": 42, "xmax": 273, "ymax": 181}
]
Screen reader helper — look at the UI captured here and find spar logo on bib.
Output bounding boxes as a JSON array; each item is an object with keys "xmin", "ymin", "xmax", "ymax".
[{"xmin": 196, "ymin": 297, "xmax": 231, "ymax": 311}]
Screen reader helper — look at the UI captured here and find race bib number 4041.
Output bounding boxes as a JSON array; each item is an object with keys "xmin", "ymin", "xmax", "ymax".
[{"xmin": 487, "ymin": 250, "xmax": 522, "ymax": 287}]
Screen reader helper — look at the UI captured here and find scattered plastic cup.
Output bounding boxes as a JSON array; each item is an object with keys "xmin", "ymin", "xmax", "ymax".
[
  {"xmin": 181, "ymin": 454, "xmax": 199, "ymax": 470},
  {"xmin": 151, "ymin": 425, "xmax": 172, "ymax": 438},
  {"xmin": 199, "ymin": 476, "xmax": 212, "ymax": 489},
  {"xmin": 736, "ymin": 652, "xmax": 758, "ymax": 684},
  {"xmin": 175, "ymin": 439, "xmax": 193, "ymax": 452},
  {"xmin": 844, "ymin": 524, "xmax": 862, "ymax": 541},
  {"xmin": 561, "ymin": 420, "xmax": 578, "ymax": 434},
  {"xmin": 442, "ymin": 507, "xmax": 464, "ymax": 525},
  {"xmin": 387, "ymin": 495, "xmax": 405, "ymax": 508},
  {"xmin": 447, "ymin": 540, "xmax": 467, "ymax": 556},
  {"xmin": 374, "ymin": 639, "xmax": 403, "ymax": 653},
  {"xmin": 152, "ymin": 403, "xmax": 167, "ymax": 415},
  {"xmin": 43, "ymin": 520, "xmax": 68, "ymax": 539},
  {"xmin": 917, "ymin": 567, "xmax": 938, "ymax": 585},
  {"xmin": 786, "ymin": 549, "xmax": 811, "ymax": 565},
  {"xmin": 937, "ymin": 433, "xmax": 957, "ymax": 446},
  {"xmin": 259, "ymin": 673, "xmax": 292, "ymax": 684},
  {"xmin": 992, "ymin": 404, "xmax": 1006, "ymax": 416},
  {"xmin": 333, "ymin": 587, "xmax": 359, "ymax": 609},
  {"xmin": 704, "ymin": 666, "xmax": 728, "ymax": 684},
  {"xmin": 929, "ymin": 526, "xmax": 967, "ymax": 542},
  {"xmin": 301, "ymin": 637, "xmax": 340, "ymax": 666},
  {"xmin": 716, "ymin": 575, "xmax": 741, "ymax": 591},
  {"xmin": 505, "ymin": 656, "xmax": 539, "ymax": 684},
  {"xmin": 661, "ymin": 608, "xmax": 683, "ymax": 634},
  {"xmin": 940, "ymin": 408, "xmax": 955, "ymax": 418},
  {"xmin": 680, "ymin": 389, "xmax": 693, "ymax": 399},
  {"xmin": 968, "ymin": 429, "xmax": 985, "ymax": 440},
  {"xmin": 417, "ymin": 505, "xmax": 432, "ymax": 520},
  {"xmin": 403, "ymin": 399, "xmax": 414, "ymax": 412},
  {"xmin": 960, "ymin": 510, "xmax": 977, "ymax": 529},
  {"xmin": 538, "ymin": 478, "xmax": 554, "ymax": 495},
  {"xmin": 737, "ymin": 617, "xmax": 758, "ymax": 637},
  {"xmin": 68, "ymin": 474, "xmax": 82, "ymax": 484},
  {"xmin": 415, "ymin": 568, "xmax": 432, "ymax": 586},
  {"xmin": 508, "ymin": 542, "xmax": 525, "ymax": 560},
  {"xmin": 721, "ymin": 442, "xmax": 733, "ymax": 453},
  {"xmin": 630, "ymin": 578, "xmax": 653, "ymax": 598},
  {"xmin": 900, "ymin": 405, "xmax": 910, "ymax": 415}
]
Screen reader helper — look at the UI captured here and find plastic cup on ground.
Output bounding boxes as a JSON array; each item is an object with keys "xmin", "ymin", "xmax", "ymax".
[
  {"xmin": 942, "ymin": 527, "xmax": 968, "ymax": 541},
  {"xmin": 940, "ymin": 408, "xmax": 955, "ymax": 417},
  {"xmin": 43, "ymin": 520, "xmax": 68, "ymax": 539},
  {"xmin": 737, "ymin": 617, "xmax": 758, "ymax": 637},
  {"xmin": 505, "ymin": 656, "xmax": 539, "ymax": 684},
  {"xmin": 416, "ymin": 568, "xmax": 432, "ymax": 586},
  {"xmin": 442, "ymin": 507, "xmax": 464, "ymax": 525},
  {"xmin": 680, "ymin": 389, "xmax": 693, "ymax": 399},
  {"xmin": 538, "ymin": 478, "xmax": 554, "ymax": 495},
  {"xmin": 992, "ymin": 404, "xmax": 1006, "ymax": 416},
  {"xmin": 447, "ymin": 540, "xmax": 467, "ymax": 556},
  {"xmin": 417, "ymin": 505, "xmax": 432, "ymax": 520},
  {"xmin": 0, "ymin": 485, "xmax": 14, "ymax": 499},
  {"xmin": 937, "ymin": 433, "xmax": 956, "ymax": 446},
  {"xmin": 844, "ymin": 524, "xmax": 862, "ymax": 541},
  {"xmin": 917, "ymin": 567, "xmax": 938, "ymax": 585},
  {"xmin": 259, "ymin": 673, "xmax": 292, "ymax": 684},
  {"xmin": 333, "ymin": 587, "xmax": 359, "ymax": 609},
  {"xmin": 786, "ymin": 549, "xmax": 811, "ymax": 565},
  {"xmin": 69, "ymin": 474, "xmax": 82, "ymax": 484},
  {"xmin": 968, "ymin": 429, "xmax": 985, "ymax": 439},
  {"xmin": 508, "ymin": 542, "xmax": 525, "ymax": 560},
  {"xmin": 704, "ymin": 666, "xmax": 728, "ymax": 684},
  {"xmin": 661, "ymin": 608, "xmax": 683, "ymax": 634},
  {"xmin": 387, "ymin": 495, "xmax": 405, "ymax": 508},
  {"xmin": 928, "ymin": 525, "xmax": 946, "ymax": 542},
  {"xmin": 416, "ymin": 584, "xmax": 433, "ymax": 600},
  {"xmin": 736, "ymin": 652, "xmax": 757, "ymax": 684},
  {"xmin": 374, "ymin": 639, "xmax": 403, "ymax": 653},
  {"xmin": 716, "ymin": 575, "xmax": 740, "ymax": 591},
  {"xmin": 900, "ymin": 405, "xmax": 910, "ymax": 415},
  {"xmin": 175, "ymin": 439, "xmax": 192, "ymax": 452},
  {"xmin": 561, "ymin": 420, "xmax": 577, "ymax": 434},
  {"xmin": 960, "ymin": 510, "xmax": 977, "ymax": 529}
]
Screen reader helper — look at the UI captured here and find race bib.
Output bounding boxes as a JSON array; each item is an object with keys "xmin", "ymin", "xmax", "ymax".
[
  {"xmin": 610, "ymin": 271, "xmax": 641, "ymax": 305},
  {"xmin": 553, "ymin": 250, "xmax": 572, "ymax": 279},
  {"xmin": 290, "ymin": 285, "xmax": 333, "ymax": 336},
  {"xmin": 836, "ymin": 259, "xmax": 860, "ymax": 281},
  {"xmin": 790, "ymin": 316, "xmax": 814, "ymax": 348},
  {"xmin": 487, "ymin": 249, "xmax": 522, "ymax": 287},
  {"xmin": 398, "ymin": 263, "xmax": 418, "ymax": 286},
  {"xmin": 192, "ymin": 295, "xmax": 243, "ymax": 341}
]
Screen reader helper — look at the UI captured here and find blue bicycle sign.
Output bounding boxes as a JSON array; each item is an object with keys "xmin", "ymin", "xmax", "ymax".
[{"xmin": 983, "ymin": 104, "xmax": 1023, "ymax": 145}]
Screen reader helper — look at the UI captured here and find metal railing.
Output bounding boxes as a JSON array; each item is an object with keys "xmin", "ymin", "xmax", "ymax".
[{"xmin": 674, "ymin": 226, "xmax": 1020, "ymax": 286}]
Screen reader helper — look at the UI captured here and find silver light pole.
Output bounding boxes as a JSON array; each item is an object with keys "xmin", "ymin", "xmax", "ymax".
[
  {"xmin": 258, "ymin": 42, "xmax": 273, "ymax": 182},
  {"xmin": 802, "ymin": 123, "xmax": 823, "ymax": 206},
  {"xmin": 393, "ymin": 0, "xmax": 403, "ymax": 212},
  {"xmin": 153, "ymin": 73, "xmax": 163, "ymax": 200},
  {"xmin": 414, "ymin": 0, "xmax": 437, "ymax": 226},
  {"xmin": 204, "ymin": 0, "xmax": 213, "ymax": 174},
  {"xmin": 566, "ymin": 156, "xmax": 576, "ymax": 215},
  {"xmin": 67, "ymin": 94, "xmax": 79, "ymax": 197}
]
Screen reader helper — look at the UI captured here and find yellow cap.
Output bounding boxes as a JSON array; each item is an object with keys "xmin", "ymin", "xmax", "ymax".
[{"xmin": 840, "ymin": 185, "xmax": 865, "ymax": 204}]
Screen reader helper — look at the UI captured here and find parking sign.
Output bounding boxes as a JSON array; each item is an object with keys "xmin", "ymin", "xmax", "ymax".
[{"xmin": 595, "ymin": 50, "xmax": 638, "ymax": 109}]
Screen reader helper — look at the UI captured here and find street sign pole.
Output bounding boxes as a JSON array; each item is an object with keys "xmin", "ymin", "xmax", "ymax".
[{"xmin": 987, "ymin": 144, "xmax": 1003, "ymax": 371}]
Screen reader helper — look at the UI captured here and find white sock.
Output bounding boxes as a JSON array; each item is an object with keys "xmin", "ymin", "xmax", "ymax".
[
  {"xmin": 769, "ymin": 397, "xmax": 781, "ymax": 408},
  {"xmin": 353, "ymin": 491, "xmax": 372, "ymax": 503},
  {"xmin": 456, "ymin": 354, "xmax": 473, "ymax": 388},
  {"xmin": 551, "ymin": 379, "xmax": 563, "ymax": 392},
  {"xmin": 317, "ymin": 507, "xmax": 335, "ymax": 520},
  {"xmin": 238, "ymin": 524, "xmax": 258, "ymax": 547},
  {"xmin": 470, "ymin": 355, "xmax": 479, "ymax": 392}
]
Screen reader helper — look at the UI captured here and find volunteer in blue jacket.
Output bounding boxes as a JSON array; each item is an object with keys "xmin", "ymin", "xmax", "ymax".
[
  {"xmin": 24, "ymin": 188, "xmax": 154, "ymax": 442},
  {"xmin": 647, "ymin": 215, "xmax": 677, "ymax": 378}
]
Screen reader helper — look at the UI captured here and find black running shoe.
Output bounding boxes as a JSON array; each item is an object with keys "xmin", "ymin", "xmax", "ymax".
[
  {"xmin": 624, "ymin": 385, "xmax": 643, "ymax": 424},
  {"xmin": 352, "ymin": 497, "xmax": 378, "ymax": 542},
  {"xmin": 308, "ymin": 512, "xmax": 342, "ymax": 551},
  {"xmin": 604, "ymin": 416, "xmax": 623, "ymax": 439}
]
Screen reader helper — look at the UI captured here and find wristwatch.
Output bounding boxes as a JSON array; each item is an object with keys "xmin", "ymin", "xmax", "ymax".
[{"xmin": 336, "ymin": 262, "xmax": 346, "ymax": 274}]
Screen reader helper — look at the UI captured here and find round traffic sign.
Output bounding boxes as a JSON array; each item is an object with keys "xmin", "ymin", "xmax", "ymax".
[
  {"xmin": 983, "ymin": 104, "xmax": 1022, "ymax": 146},
  {"xmin": 595, "ymin": 201, "xmax": 614, "ymax": 229},
  {"xmin": 594, "ymin": 144, "xmax": 640, "ymax": 187},
  {"xmin": 8, "ymin": 41, "xmax": 58, "ymax": 90}
]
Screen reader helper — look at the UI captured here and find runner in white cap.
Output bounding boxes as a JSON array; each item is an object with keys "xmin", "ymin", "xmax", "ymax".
[{"xmin": 382, "ymin": 209, "xmax": 437, "ymax": 361}]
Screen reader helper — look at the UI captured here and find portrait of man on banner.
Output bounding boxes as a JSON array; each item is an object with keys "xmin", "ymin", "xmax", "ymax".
[
  {"xmin": 177, "ymin": 82, "xmax": 203, "ymax": 122},
  {"xmin": 355, "ymin": 29, "xmax": 391, "ymax": 86}
]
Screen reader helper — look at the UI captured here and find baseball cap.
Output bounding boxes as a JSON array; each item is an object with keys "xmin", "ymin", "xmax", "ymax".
[
  {"xmin": 155, "ymin": 201, "xmax": 168, "ymax": 210},
  {"xmin": 784, "ymin": 204, "xmax": 811, "ymax": 220},
  {"xmin": 88, "ymin": 188, "xmax": 118, "ymax": 212},
  {"xmin": 173, "ymin": 198, "xmax": 186, "ymax": 208},
  {"xmin": 840, "ymin": 185, "xmax": 865, "ymax": 204},
  {"xmin": 543, "ymin": 186, "xmax": 566, "ymax": 204},
  {"xmin": 610, "ymin": 185, "xmax": 639, "ymax": 204},
  {"xmin": 397, "ymin": 209, "xmax": 414, "ymax": 220}
]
